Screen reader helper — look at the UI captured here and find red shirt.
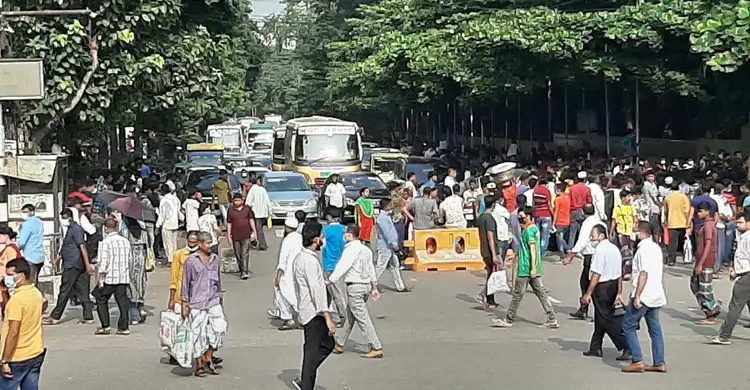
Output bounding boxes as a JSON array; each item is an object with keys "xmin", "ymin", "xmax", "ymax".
[
  {"xmin": 569, "ymin": 182, "xmax": 592, "ymax": 211},
  {"xmin": 503, "ymin": 186, "xmax": 517, "ymax": 211},
  {"xmin": 532, "ymin": 186, "xmax": 553, "ymax": 218}
]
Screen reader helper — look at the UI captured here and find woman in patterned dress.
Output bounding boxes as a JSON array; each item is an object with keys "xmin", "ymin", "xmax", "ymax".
[{"xmin": 118, "ymin": 215, "xmax": 148, "ymax": 325}]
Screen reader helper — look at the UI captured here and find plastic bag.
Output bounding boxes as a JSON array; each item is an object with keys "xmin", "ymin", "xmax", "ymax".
[
  {"xmin": 683, "ymin": 234, "xmax": 693, "ymax": 264},
  {"xmin": 159, "ymin": 311, "xmax": 193, "ymax": 368},
  {"xmin": 487, "ymin": 269, "xmax": 510, "ymax": 295}
]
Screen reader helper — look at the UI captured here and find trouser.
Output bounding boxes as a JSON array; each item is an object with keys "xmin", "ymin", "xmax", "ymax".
[
  {"xmin": 232, "ymin": 238, "xmax": 252, "ymax": 274},
  {"xmin": 161, "ymin": 228, "xmax": 179, "ymax": 263},
  {"xmin": 300, "ymin": 316, "xmax": 335, "ymax": 390},
  {"xmin": 29, "ymin": 262, "xmax": 44, "ymax": 286},
  {"xmin": 327, "ymin": 206, "xmax": 344, "ymax": 219},
  {"xmin": 254, "ymin": 218, "xmax": 268, "ymax": 250},
  {"xmin": 0, "ymin": 350, "xmax": 45, "ymax": 390},
  {"xmin": 589, "ymin": 280, "xmax": 627, "ymax": 352},
  {"xmin": 336, "ymin": 283, "xmax": 382, "ymax": 350},
  {"xmin": 578, "ymin": 255, "xmax": 593, "ymax": 312},
  {"xmin": 504, "ymin": 276, "xmax": 556, "ymax": 324},
  {"xmin": 690, "ymin": 268, "xmax": 721, "ymax": 318},
  {"xmin": 323, "ymin": 271, "xmax": 348, "ymax": 319},
  {"xmin": 723, "ymin": 222, "xmax": 737, "ymax": 267},
  {"xmin": 623, "ymin": 298, "xmax": 665, "ymax": 365},
  {"xmin": 667, "ymin": 228, "xmax": 686, "ymax": 263},
  {"xmin": 50, "ymin": 268, "xmax": 94, "ymax": 321},
  {"xmin": 719, "ymin": 273, "xmax": 750, "ymax": 339},
  {"xmin": 536, "ymin": 216, "xmax": 552, "ymax": 254},
  {"xmin": 716, "ymin": 227, "xmax": 727, "ymax": 271},
  {"xmin": 93, "ymin": 283, "xmax": 130, "ymax": 331},
  {"xmin": 569, "ymin": 209, "xmax": 585, "ymax": 245},
  {"xmin": 219, "ymin": 204, "xmax": 229, "ymax": 226},
  {"xmin": 374, "ymin": 249, "xmax": 405, "ymax": 291},
  {"xmin": 555, "ymin": 225, "xmax": 571, "ymax": 255},
  {"xmin": 482, "ymin": 256, "xmax": 497, "ymax": 305},
  {"xmin": 274, "ymin": 287, "xmax": 295, "ymax": 321},
  {"xmin": 649, "ymin": 213, "xmax": 662, "ymax": 241}
]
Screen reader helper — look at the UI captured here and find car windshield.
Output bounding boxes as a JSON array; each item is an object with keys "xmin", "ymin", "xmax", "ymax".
[
  {"xmin": 187, "ymin": 170, "xmax": 240, "ymax": 193},
  {"xmin": 208, "ymin": 132, "xmax": 240, "ymax": 147},
  {"xmin": 265, "ymin": 176, "xmax": 310, "ymax": 192},
  {"xmin": 188, "ymin": 151, "xmax": 223, "ymax": 166},
  {"xmin": 294, "ymin": 134, "xmax": 360, "ymax": 163},
  {"xmin": 407, "ymin": 162, "xmax": 444, "ymax": 184},
  {"xmin": 341, "ymin": 174, "xmax": 387, "ymax": 191},
  {"xmin": 252, "ymin": 143, "xmax": 271, "ymax": 151}
]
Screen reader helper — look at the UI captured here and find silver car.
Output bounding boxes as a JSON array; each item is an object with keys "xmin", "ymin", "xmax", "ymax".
[{"xmin": 263, "ymin": 171, "xmax": 319, "ymax": 220}]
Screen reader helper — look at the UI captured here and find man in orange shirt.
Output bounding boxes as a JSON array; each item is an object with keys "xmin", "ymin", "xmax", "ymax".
[
  {"xmin": 553, "ymin": 183, "xmax": 572, "ymax": 256},
  {"xmin": 664, "ymin": 179, "xmax": 692, "ymax": 266}
]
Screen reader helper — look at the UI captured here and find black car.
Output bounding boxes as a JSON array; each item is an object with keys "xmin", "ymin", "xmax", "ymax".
[
  {"xmin": 184, "ymin": 167, "xmax": 242, "ymax": 203},
  {"xmin": 318, "ymin": 172, "xmax": 391, "ymax": 221},
  {"xmin": 405, "ymin": 156, "xmax": 448, "ymax": 187}
]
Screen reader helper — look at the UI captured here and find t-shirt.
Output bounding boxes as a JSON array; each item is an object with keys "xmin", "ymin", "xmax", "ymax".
[
  {"xmin": 2, "ymin": 284, "xmax": 45, "ymax": 362},
  {"xmin": 198, "ymin": 214, "xmax": 219, "ymax": 246},
  {"xmin": 227, "ymin": 206, "xmax": 255, "ymax": 241},
  {"xmin": 477, "ymin": 213, "xmax": 498, "ymax": 258},
  {"xmin": 664, "ymin": 192, "xmax": 691, "ymax": 229},
  {"xmin": 697, "ymin": 218, "xmax": 718, "ymax": 269},
  {"xmin": 213, "ymin": 179, "xmax": 232, "ymax": 205},
  {"xmin": 570, "ymin": 182, "xmax": 592, "ymax": 211},
  {"xmin": 554, "ymin": 194, "xmax": 571, "ymax": 227},
  {"xmin": 518, "ymin": 223, "xmax": 542, "ymax": 277},
  {"xmin": 322, "ymin": 222, "xmax": 346, "ymax": 272},
  {"xmin": 613, "ymin": 204, "xmax": 635, "ymax": 235},
  {"xmin": 410, "ymin": 197, "xmax": 438, "ymax": 229},
  {"xmin": 532, "ymin": 186, "xmax": 553, "ymax": 218},
  {"xmin": 60, "ymin": 223, "xmax": 86, "ymax": 270}
]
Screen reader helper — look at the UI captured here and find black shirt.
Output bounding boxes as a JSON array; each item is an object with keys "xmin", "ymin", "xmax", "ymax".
[
  {"xmin": 477, "ymin": 213, "xmax": 498, "ymax": 259},
  {"xmin": 60, "ymin": 223, "xmax": 86, "ymax": 270}
]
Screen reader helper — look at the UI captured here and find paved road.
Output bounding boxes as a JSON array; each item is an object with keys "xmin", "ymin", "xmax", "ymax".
[{"xmin": 40, "ymin": 231, "xmax": 750, "ymax": 389}]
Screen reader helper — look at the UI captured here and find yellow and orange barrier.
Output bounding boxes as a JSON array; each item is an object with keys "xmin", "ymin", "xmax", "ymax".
[{"xmin": 403, "ymin": 228, "xmax": 485, "ymax": 272}]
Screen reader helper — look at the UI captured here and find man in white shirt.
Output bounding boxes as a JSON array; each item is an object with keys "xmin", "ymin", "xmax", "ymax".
[
  {"xmin": 463, "ymin": 179, "xmax": 483, "ymax": 203},
  {"xmin": 329, "ymin": 225, "xmax": 383, "ymax": 359},
  {"xmin": 93, "ymin": 217, "xmax": 132, "ymax": 335},
  {"xmin": 245, "ymin": 177, "xmax": 273, "ymax": 251},
  {"xmin": 621, "ymin": 221, "xmax": 667, "ymax": 373},
  {"xmin": 587, "ymin": 175, "xmax": 607, "ymax": 222},
  {"xmin": 710, "ymin": 184, "xmax": 733, "ymax": 270},
  {"xmin": 270, "ymin": 217, "xmax": 303, "ymax": 331},
  {"xmin": 324, "ymin": 174, "xmax": 347, "ymax": 220},
  {"xmin": 711, "ymin": 210, "xmax": 750, "ymax": 345},
  {"xmin": 506, "ymin": 140, "xmax": 518, "ymax": 158},
  {"xmin": 443, "ymin": 168, "xmax": 458, "ymax": 190},
  {"xmin": 404, "ymin": 173, "xmax": 417, "ymax": 195},
  {"xmin": 292, "ymin": 221, "xmax": 336, "ymax": 390},
  {"xmin": 439, "ymin": 185, "xmax": 467, "ymax": 228},
  {"xmin": 182, "ymin": 190, "xmax": 202, "ymax": 232},
  {"xmin": 156, "ymin": 184, "xmax": 184, "ymax": 264},
  {"xmin": 580, "ymin": 225, "xmax": 630, "ymax": 361},
  {"xmin": 564, "ymin": 204, "xmax": 606, "ymax": 320}
]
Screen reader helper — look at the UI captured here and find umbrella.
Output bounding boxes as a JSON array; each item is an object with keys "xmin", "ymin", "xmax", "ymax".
[
  {"xmin": 108, "ymin": 196, "xmax": 157, "ymax": 223},
  {"xmin": 96, "ymin": 190, "xmax": 128, "ymax": 205}
]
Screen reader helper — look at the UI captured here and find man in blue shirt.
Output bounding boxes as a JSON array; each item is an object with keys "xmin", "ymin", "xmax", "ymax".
[
  {"xmin": 375, "ymin": 199, "xmax": 411, "ymax": 292},
  {"xmin": 322, "ymin": 213, "xmax": 347, "ymax": 323},
  {"xmin": 418, "ymin": 171, "xmax": 438, "ymax": 197},
  {"xmin": 139, "ymin": 159, "xmax": 152, "ymax": 179},
  {"xmin": 18, "ymin": 204, "xmax": 46, "ymax": 284}
]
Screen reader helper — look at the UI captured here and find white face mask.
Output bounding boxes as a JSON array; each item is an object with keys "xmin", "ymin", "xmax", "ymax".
[
  {"xmin": 590, "ymin": 239, "xmax": 601, "ymax": 248},
  {"xmin": 21, "ymin": 213, "xmax": 30, "ymax": 221},
  {"xmin": 60, "ymin": 218, "xmax": 71, "ymax": 228}
]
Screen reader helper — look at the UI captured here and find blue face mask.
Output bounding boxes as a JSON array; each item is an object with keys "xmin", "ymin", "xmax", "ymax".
[{"xmin": 4, "ymin": 275, "xmax": 17, "ymax": 290}]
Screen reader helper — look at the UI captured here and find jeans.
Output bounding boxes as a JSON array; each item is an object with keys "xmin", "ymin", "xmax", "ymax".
[
  {"xmin": 0, "ymin": 350, "xmax": 45, "ymax": 390},
  {"xmin": 536, "ymin": 217, "xmax": 552, "ymax": 254},
  {"xmin": 555, "ymin": 225, "xmax": 571, "ymax": 255},
  {"xmin": 218, "ymin": 204, "xmax": 229, "ymax": 226},
  {"xmin": 719, "ymin": 273, "xmax": 750, "ymax": 339},
  {"xmin": 716, "ymin": 227, "xmax": 726, "ymax": 271},
  {"xmin": 569, "ymin": 210, "xmax": 585, "ymax": 246},
  {"xmin": 623, "ymin": 298, "xmax": 665, "ymax": 365}
]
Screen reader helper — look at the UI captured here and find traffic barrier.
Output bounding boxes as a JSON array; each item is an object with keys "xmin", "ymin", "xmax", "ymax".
[{"xmin": 408, "ymin": 228, "xmax": 485, "ymax": 272}]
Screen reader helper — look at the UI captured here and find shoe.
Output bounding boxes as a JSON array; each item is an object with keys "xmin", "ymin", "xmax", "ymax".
[
  {"xmin": 490, "ymin": 318, "xmax": 513, "ymax": 328},
  {"xmin": 278, "ymin": 320, "xmax": 299, "ymax": 331},
  {"xmin": 540, "ymin": 321, "xmax": 559, "ymax": 329},
  {"xmin": 474, "ymin": 294, "xmax": 489, "ymax": 310},
  {"xmin": 168, "ymin": 356, "xmax": 179, "ymax": 365},
  {"xmin": 240, "ymin": 273, "xmax": 249, "ymax": 280},
  {"xmin": 582, "ymin": 350, "xmax": 603, "ymax": 357},
  {"xmin": 743, "ymin": 322, "xmax": 750, "ymax": 329},
  {"xmin": 396, "ymin": 286, "xmax": 413, "ymax": 293},
  {"xmin": 616, "ymin": 350, "xmax": 632, "ymax": 361},
  {"xmin": 569, "ymin": 310, "xmax": 587, "ymax": 320},
  {"xmin": 621, "ymin": 362, "xmax": 645, "ymax": 373},
  {"xmin": 361, "ymin": 349, "xmax": 384, "ymax": 359},
  {"xmin": 291, "ymin": 378, "xmax": 302, "ymax": 390},
  {"xmin": 644, "ymin": 364, "xmax": 667, "ymax": 373},
  {"xmin": 332, "ymin": 345, "xmax": 345, "ymax": 354},
  {"xmin": 267, "ymin": 309, "xmax": 280, "ymax": 319},
  {"xmin": 709, "ymin": 336, "xmax": 731, "ymax": 345}
]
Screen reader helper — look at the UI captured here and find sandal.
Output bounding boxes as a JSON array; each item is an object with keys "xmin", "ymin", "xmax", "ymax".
[
  {"xmin": 94, "ymin": 328, "xmax": 112, "ymax": 335},
  {"xmin": 212, "ymin": 357, "xmax": 223, "ymax": 365},
  {"xmin": 695, "ymin": 319, "xmax": 716, "ymax": 325},
  {"xmin": 116, "ymin": 329, "xmax": 131, "ymax": 335},
  {"xmin": 205, "ymin": 361, "xmax": 221, "ymax": 375},
  {"xmin": 194, "ymin": 367, "xmax": 207, "ymax": 377},
  {"xmin": 42, "ymin": 318, "xmax": 59, "ymax": 326},
  {"xmin": 79, "ymin": 319, "xmax": 94, "ymax": 324}
]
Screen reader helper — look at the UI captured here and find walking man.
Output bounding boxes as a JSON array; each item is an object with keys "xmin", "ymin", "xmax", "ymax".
[
  {"xmin": 46, "ymin": 209, "xmax": 95, "ymax": 325},
  {"xmin": 375, "ymin": 199, "xmax": 410, "ymax": 292},
  {"xmin": 93, "ymin": 218, "xmax": 132, "ymax": 335},
  {"xmin": 245, "ymin": 176, "xmax": 273, "ymax": 251},
  {"xmin": 292, "ymin": 221, "xmax": 336, "ymax": 390},
  {"xmin": 330, "ymin": 225, "xmax": 383, "ymax": 358},
  {"xmin": 322, "ymin": 213, "xmax": 348, "ymax": 323},
  {"xmin": 227, "ymin": 193, "xmax": 257, "ymax": 279},
  {"xmin": 17, "ymin": 204, "xmax": 46, "ymax": 284},
  {"xmin": 212, "ymin": 169, "xmax": 233, "ymax": 226},
  {"xmin": 156, "ymin": 184, "xmax": 184, "ymax": 264},
  {"xmin": 581, "ymin": 225, "xmax": 631, "ymax": 361},
  {"xmin": 270, "ymin": 217, "xmax": 303, "ymax": 330},
  {"xmin": 622, "ymin": 221, "xmax": 667, "ymax": 373},
  {"xmin": 663, "ymin": 179, "xmax": 691, "ymax": 266},
  {"xmin": 564, "ymin": 204, "xmax": 606, "ymax": 319},
  {"xmin": 491, "ymin": 206, "xmax": 558, "ymax": 329},
  {"xmin": 691, "ymin": 202, "xmax": 721, "ymax": 324}
]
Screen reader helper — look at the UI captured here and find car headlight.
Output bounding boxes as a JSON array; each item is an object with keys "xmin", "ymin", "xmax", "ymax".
[
  {"xmin": 346, "ymin": 198, "xmax": 356, "ymax": 206},
  {"xmin": 305, "ymin": 198, "xmax": 317, "ymax": 207}
]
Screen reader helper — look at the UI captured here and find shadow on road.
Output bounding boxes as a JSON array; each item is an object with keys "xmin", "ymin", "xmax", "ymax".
[
  {"xmin": 277, "ymin": 369, "xmax": 328, "ymax": 390},
  {"xmin": 547, "ymin": 337, "xmax": 623, "ymax": 370}
]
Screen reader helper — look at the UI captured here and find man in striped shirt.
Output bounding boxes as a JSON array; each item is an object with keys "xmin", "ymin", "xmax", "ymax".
[{"xmin": 93, "ymin": 218, "xmax": 132, "ymax": 335}]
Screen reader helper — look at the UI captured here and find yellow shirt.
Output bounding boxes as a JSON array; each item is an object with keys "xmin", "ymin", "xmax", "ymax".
[
  {"xmin": 2, "ymin": 284, "xmax": 45, "ymax": 362},
  {"xmin": 664, "ymin": 192, "xmax": 691, "ymax": 229},
  {"xmin": 213, "ymin": 179, "xmax": 232, "ymax": 205},
  {"xmin": 613, "ymin": 204, "xmax": 635, "ymax": 235},
  {"xmin": 169, "ymin": 248, "xmax": 192, "ymax": 304}
]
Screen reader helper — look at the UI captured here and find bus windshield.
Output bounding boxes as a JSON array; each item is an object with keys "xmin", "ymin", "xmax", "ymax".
[
  {"xmin": 188, "ymin": 151, "xmax": 223, "ymax": 166},
  {"xmin": 294, "ymin": 134, "xmax": 359, "ymax": 163}
]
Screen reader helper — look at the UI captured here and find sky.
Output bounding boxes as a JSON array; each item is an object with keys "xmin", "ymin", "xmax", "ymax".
[{"xmin": 250, "ymin": 0, "xmax": 285, "ymax": 18}]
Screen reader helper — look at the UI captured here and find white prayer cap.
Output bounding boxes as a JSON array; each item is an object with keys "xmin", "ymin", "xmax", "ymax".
[
  {"xmin": 664, "ymin": 177, "xmax": 674, "ymax": 185},
  {"xmin": 660, "ymin": 158, "xmax": 666, "ymax": 164},
  {"xmin": 284, "ymin": 217, "xmax": 299, "ymax": 229},
  {"xmin": 486, "ymin": 182, "xmax": 497, "ymax": 189},
  {"xmin": 577, "ymin": 171, "xmax": 587, "ymax": 179}
]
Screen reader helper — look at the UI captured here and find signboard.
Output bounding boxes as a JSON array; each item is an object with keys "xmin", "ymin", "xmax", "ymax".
[
  {"xmin": 298, "ymin": 126, "xmax": 356, "ymax": 135},
  {"xmin": 8, "ymin": 194, "xmax": 55, "ymax": 219},
  {"xmin": 208, "ymin": 127, "xmax": 241, "ymax": 137},
  {"xmin": 0, "ymin": 59, "xmax": 45, "ymax": 100}
]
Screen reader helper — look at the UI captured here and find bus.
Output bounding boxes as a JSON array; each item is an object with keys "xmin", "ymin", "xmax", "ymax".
[
  {"xmin": 272, "ymin": 116, "xmax": 362, "ymax": 186},
  {"xmin": 206, "ymin": 123, "xmax": 244, "ymax": 156},
  {"xmin": 185, "ymin": 143, "xmax": 225, "ymax": 167}
]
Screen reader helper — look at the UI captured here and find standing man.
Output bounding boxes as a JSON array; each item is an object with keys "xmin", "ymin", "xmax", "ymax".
[
  {"xmin": 564, "ymin": 204, "xmax": 606, "ymax": 320},
  {"xmin": 439, "ymin": 184, "xmax": 467, "ymax": 228},
  {"xmin": 182, "ymin": 189, "xmax": 202, "ymax": 233},
  {"xmin": 292, "ymin": 221, "xmax": 336, "ymax": 390},
  {"xmin": 404, "ymin": 172, "xmax": 417, "ymax": 195},
  {"xmin": 553, "ymin": 182, "xmax": 572, "ymax": 256},
  {"xmin": 227, "ymin": 193, "xmax": 257, "ymax": 279},
  {"xmin": 622, "ymin": 221, "xmax": 667, "ymax": 373},
  {"xmin": 642, "ymin": 170, "xmax": 662, "ymax": 242},
  {"xmin": 181, "ymin": 232, "xmax": 227, "ymax": 377},
  {"xmin": 569, "ymin": 171, "xmax": 593, "ymax": 244},
  {"xmin": 212, "ymin": 169, "xmax": 233, "ymax": 226},
  {"xmin": 443, "ymin": 168, "xmax": 458, "ymax": 189},
  {"xmin": 324, "ymin": 174, "xmax": 347, "ymax": 220},
  {"xmin": 581, "ymin": 225, "xmax": 630, "ymax": 361},
  {"xmin": 375, "ymin": 199, "xmax": 410, "ymax": 292},
  {"xmin": 322, "ymin": 214, "xmax": 348, "ymax": 323},
  {"xmin": 18, "ymin": 204, "xmax": 46, "ymax": 284},
  {"xmin": 409, "ymin": 187, "xmax": 439, "ymax": 230},
  {"xmin": 93, "ymin": 218, "xmax": 132, "ymax": 336},
  {"xmin": 329, "ymin": 225, "xmax": 383, "ymax": 358},
  {"xmin": 270, "ymin": 217, "xmax": 303, "ymax": 331},
  {"xmin": 0, "ymin": 259, "xmax": 47, "ymax": 389},
  {"xmin": 691, "ymin": 202, "xmax": 721, "ymax": 324},
  {"xmin": 664, "ymin": 179, "xmax": 691, "ymax": 266},
  {"xmin": 491, "ymin": 206, "xmax": 558, "ymax": 329},
  {"xmin": 156, "ymin": 183, "xmax": 183, "ymax": 265},
  {"xmin": 245, "ymin": 176, "xmax": 272, "ymax": 251},
  {"xmin": 532, "ymin": 176, "xmax": 554, "ymax": 254},
  {"xmin": 588, "ymin": 175, "xmax": 607, "ymax": 222},
  {"xmin": 476, "ymin": 196, "xmax": 500, "ymax": 309},
  {"xmin": 45, "ymin": 209, "xmax": 95, "ymax": 325}
]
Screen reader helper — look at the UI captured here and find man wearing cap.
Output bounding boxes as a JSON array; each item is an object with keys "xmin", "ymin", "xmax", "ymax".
[
  {"xmin": 270, "ymin": 217, "xmax": 303, "ymax": 330},
  {"xmin": 569, "ymin": 171, "xmax": 593, "ymax": 244}
]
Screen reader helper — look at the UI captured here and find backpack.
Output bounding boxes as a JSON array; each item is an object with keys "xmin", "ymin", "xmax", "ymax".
[{"xmin": 604, "ymin": 190, "xmax": 615, "ymax": 221}]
